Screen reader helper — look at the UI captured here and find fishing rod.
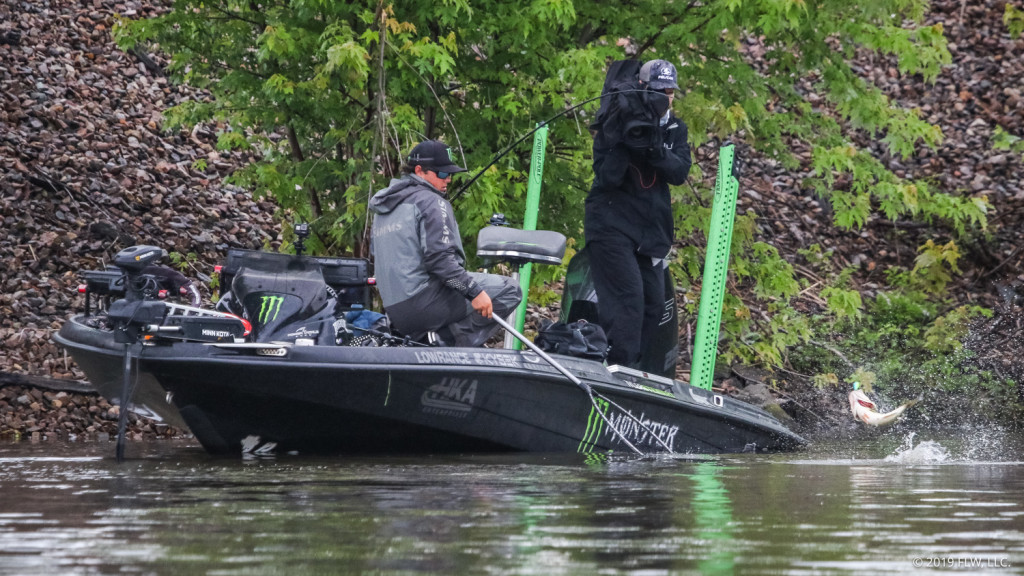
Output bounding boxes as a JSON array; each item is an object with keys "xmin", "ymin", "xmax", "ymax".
[
  {"xmin": 329, "ymin": 87, "xmax": 656, "ymax": 245},
  {"xmin": 448, "ymin": 87, "xmax": 657, "ymax": 203},
  {"xmin": 492, "ymin": 315, "xmax": 675, "ymax": 455}
]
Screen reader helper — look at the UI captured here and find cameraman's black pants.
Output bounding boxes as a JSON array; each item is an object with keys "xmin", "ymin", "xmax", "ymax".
[{"xmin": 588, "ymin": 235, "xmax": 665, "ymax": 368}]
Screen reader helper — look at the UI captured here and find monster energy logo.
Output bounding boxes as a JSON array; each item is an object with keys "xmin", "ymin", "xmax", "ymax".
[
  {"xmin": 578, "ymin": 398, "xmax": 610, "ymax": 454},
  {"xmin": 258, "ymin": 295, "xmax": 285, "ymax": 324}
]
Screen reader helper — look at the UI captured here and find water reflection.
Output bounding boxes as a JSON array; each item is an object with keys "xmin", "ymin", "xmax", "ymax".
[
  {"xmin": 691, "ymin": 462, "xmax": 735, "ymax": 575},
  {"xmin": 0, "ymin": 437, "xmax": 1023, "ymax": 575}
]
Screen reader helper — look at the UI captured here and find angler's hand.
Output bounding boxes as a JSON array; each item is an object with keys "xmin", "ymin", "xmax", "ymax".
[{"xmin": 471, "ymin": 291, "xmax": 493, "ymax": 318}]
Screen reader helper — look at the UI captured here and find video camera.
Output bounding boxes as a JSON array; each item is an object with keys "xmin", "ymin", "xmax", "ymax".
[
  {"xmin": 591, "ymin": 60, "xmax": 671, "ymax": 151},
  {"xmin": 293, "ymin": 222, "xmax": 310, "ymax": 255},
  {"xmin": 610, "ymin": 89, "xmax": 669, "ymax": 150}
]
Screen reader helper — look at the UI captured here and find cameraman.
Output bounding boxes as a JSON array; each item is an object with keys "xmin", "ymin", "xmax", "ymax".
[{"xmin": 584, "ymin": 59, "xmax": 692, "ymax": 368}]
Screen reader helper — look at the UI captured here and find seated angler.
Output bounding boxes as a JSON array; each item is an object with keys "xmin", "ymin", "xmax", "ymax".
[{"xmin": 369, "ymin": 140, "xmax": 522, "ymax": 347}]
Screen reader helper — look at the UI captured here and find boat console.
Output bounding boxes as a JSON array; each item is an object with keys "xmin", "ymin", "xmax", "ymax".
[
  {"xmin": 476, "ymin": 226, "xmax": 567, "ymax": 267},
  {"xmin": 220, "ymin": 249, "xmax": 372, "ymax": 310}
]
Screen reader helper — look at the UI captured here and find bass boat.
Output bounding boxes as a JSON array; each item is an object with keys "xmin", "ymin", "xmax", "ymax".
[{"xmin": 55, "ymin": 227, "xmax": 805, "ymax": 456}]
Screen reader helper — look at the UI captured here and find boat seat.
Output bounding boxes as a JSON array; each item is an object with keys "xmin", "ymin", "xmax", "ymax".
[
  {"xmin": 231, "ymin": 264, "xmax": 330, "ymax": 340},
  {"xmin": 476, "ymin": 226, "xmax": 566, "ymax": 267}
]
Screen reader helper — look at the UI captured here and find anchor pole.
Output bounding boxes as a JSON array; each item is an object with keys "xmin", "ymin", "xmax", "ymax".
[{"xmin": 691, "ymin": 144, "xmax": 741, "ymax": 390}]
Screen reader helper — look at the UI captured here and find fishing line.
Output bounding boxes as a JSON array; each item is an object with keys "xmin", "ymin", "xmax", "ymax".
[{"xmin": 331, "ymin": 87, "xmax": 655, "ymax": 243}]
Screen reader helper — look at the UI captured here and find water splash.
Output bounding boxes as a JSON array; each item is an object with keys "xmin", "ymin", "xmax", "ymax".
[
  {"xmin": 954, "ymin": 423, "xmax": 1013, "ymax": 462},
  {"xmin": 882, "ymin": 425, "xmax": 1021, "ymax": 463},
  {"xmin": 884, "ymin": 432, "xmax": 951, "ymax": 464}
]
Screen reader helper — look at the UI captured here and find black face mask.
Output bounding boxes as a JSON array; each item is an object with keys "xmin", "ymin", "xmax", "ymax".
[{"xmin": 644, "ymin": 89, "xmax": 671, "ymax": 118}]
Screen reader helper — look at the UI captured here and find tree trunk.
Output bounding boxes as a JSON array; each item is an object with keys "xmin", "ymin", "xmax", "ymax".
[
  {"xmin": 287, "ymin": 122, "xmax": 322, "ymax": 218},
  {"xmin": 424, "ymin": 105, "xmax": 436, "ymax": 140}
]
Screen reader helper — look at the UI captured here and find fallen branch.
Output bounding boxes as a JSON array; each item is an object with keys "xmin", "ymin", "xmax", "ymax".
[
  {"xmin": 809, "ymin": 339, "xmax": 854, "ymax": 369},
  {"xmin": 129, "ymin": 44, "xmax": 165, "ymax": 77},
  {"xmin": 0, "ymin": 370, "xmax": 96, "ymax": 395},
  {"xmin": 774, "ymin": 386, "xmax": 840, "ymax": 426},
  {"xmin": 733, "ymin": 365, "xmax": 841, "ymax": 426}
]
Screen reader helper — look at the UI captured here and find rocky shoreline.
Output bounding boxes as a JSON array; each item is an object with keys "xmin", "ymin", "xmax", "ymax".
[
  {"xmin": 0, "ymin": 384, "xmax": 182, "ymax": 442},
  {"xmin": 2, "ymin": 0, "xmax": 1023, "ymax": 444}
]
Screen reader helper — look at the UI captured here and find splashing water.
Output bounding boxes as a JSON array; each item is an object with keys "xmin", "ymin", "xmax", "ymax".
[
  {"xmin": 884, "ymin": 432, "xmax": 951, "ymax": 464},
  {"xmin": 954, "ymin": 423, "xmax": 1013, "ymax": 461}
]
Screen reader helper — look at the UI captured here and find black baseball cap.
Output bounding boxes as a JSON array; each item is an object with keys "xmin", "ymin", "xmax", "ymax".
[{"xmin": 407, "ymin": 140, "xmax": 466, "ymax": 174}]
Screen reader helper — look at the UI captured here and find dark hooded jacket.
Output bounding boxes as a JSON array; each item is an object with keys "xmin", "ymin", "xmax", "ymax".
[{"xmin": 585, "ymin": 114, "xmax": 692, "ymax": 257}]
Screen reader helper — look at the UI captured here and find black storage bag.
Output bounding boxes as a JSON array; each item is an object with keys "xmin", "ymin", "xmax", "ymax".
[{"xmin": 535, "ymin": 319, "xmax": 609, "ymax": 361}]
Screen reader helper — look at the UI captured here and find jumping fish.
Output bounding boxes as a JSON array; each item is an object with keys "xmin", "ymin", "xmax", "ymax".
[{"xmin": 848, "ymin": 382, "xmax": 919, "ymax": 427}]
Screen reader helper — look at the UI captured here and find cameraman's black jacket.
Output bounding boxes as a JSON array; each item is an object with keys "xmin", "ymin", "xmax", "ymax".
[{"xmin": 585, "ymin": 115, "xmax": 691, "ymax": 257}]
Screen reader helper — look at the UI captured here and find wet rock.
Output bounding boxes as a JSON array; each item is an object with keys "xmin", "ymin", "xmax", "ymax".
[
  {"xmin": 733, "ymin": 382, "xmax": 776, "ymax": 406},
  {"xmin": 0, "ymin": 385, "xmax": 183, "ymax": 440}
]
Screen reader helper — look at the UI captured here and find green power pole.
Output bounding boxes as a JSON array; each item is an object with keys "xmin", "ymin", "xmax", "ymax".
[
  {"xmin": 690, "ymin": 144, "xmax": 741, "ymax": 390},
  {"xmin": 510, "ymin": 123, "xmax": 548, "ymax": 350}
]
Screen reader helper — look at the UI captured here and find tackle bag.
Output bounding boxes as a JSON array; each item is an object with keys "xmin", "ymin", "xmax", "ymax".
[
  {"xmin": 535, "ymin": 319, "xmax": 608, "ymax": 361},
  {"xmin": 560, "ymin": 246, "xmax": 679, "ymax": 378}
]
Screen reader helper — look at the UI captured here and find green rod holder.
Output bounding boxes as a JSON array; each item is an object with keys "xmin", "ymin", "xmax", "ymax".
[
  {"xmin": 690, "ymin": 144, "xmax": 740, "ymax": 390},
  {"xmin": 511, "ymin": 123, "xmax": 548, "ymax": 349}
]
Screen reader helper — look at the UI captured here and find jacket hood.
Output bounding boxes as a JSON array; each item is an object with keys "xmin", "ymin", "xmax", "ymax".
[{"xmin": 369, "ymin": 175, "xmax": 441, "ymax": 214}]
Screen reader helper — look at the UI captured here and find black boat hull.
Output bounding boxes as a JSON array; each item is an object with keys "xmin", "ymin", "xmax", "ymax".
[
  {"xmin": 54, "ymin": 238, "xmax": 804, "ymax": 457},
  {"xmin": 142, "ymin": 343, "xmax": 804, "ymax": 456},
  {"xmin": 56, "ymin": 314, "xmax": 805, "ymax": 456},
  {"xmin": 53, "ymin": 315, "xmax": 188, "ymax": 430}
]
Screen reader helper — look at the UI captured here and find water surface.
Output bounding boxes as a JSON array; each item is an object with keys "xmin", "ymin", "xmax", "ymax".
[{"xmin": 1, "ymin": 430, "xmax": 1022, "ymax": 575}]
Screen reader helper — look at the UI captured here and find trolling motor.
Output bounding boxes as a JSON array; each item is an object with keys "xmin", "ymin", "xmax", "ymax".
[
  {"xmin": 80, "ymin": 248, "xmax": 202, "ymax": 316},
  {"xmin": 97, "ymin": 245, "xmax": 247, "ymax": 344},
  {"xmin": 103, "ymin": 246, "xmax": 169, "ymax": 461},
  {"xmin": 105, "ymin": 246, "xmax": 172, "ymax": 343}
]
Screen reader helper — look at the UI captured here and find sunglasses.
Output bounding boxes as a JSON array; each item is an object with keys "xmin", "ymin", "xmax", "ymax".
[{"xmin": 434, "ymin": 170, "xmax": 452, "ymax": 179}]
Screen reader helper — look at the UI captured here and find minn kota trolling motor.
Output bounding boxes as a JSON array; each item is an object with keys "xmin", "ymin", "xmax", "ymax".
[
  {"xmin": 104, "ymin": 246, "xmax": 167, "ymax": 461},
  {"xmin": 100, "ymin": 245, "xmax": 248, "ymax": 461},
  {"xmin": 102, "ymin": 246, "xmax": 249, "ymax": 344}
]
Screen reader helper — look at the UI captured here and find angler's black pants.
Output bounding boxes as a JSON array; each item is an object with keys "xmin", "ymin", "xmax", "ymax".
[{"xmin": 587, "ymin": 234, "xmax": 665, "ymax": 368}]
